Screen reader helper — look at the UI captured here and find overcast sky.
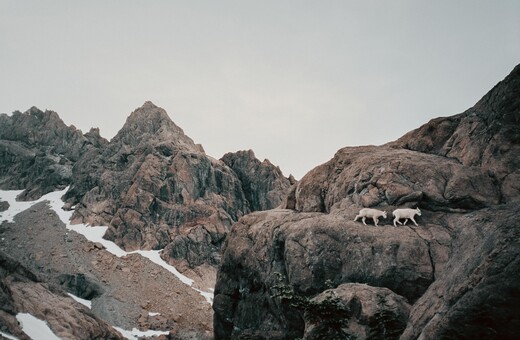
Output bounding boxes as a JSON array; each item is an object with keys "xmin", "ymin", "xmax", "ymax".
[{"xmin": 1, "ymin": 1, "xmax": 519, "ymax": 179}]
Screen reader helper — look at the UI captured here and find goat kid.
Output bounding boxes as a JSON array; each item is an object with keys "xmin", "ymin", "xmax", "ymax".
[{"xmin": 354, "ymin": 208, "xmax": 387, "ymax": 227}]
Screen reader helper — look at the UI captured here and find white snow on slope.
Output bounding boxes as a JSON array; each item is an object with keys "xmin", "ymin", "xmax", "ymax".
[
  {"xmin": 133, "ymin": 250, "xmax": 193, "ymax": 285},
  {"xmin": 113, "ymin": 326, "xmax": 169, "ymax": 340},
  {"xmin": 0, "ymin": 187, "xmax": 213, "ymax": 303},
  {"xmin": 0, "ymin": 190, "xmax": 47, "ymax": 223},
  {"xmin": 0, "ymin": 330, "xmax": 19, "ymax": 340},
  {"xmin": 15, "ymin": 313, "xmax": 60, "ymax": 340},
  {"xmin": 67, "ymin": 293, "xmax": 92, "ymax": 309}
]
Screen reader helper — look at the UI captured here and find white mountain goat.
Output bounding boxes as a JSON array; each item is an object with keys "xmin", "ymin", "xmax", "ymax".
[
  {"xmin": 354, "ymin": 208, "xmax": 387, "ymax": 227},
  {"xmin": 393, "ymin": 208, "xmax": 421, "ymax": 227}
]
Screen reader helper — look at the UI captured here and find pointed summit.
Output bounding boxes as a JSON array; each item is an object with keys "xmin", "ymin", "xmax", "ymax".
[
  {"xmin": 141, "ymin": 100, "xmax": 158, "ymax": 109},
  {"xmin": 112, "ymin": 102, "xmax": 202, "ymax": 152},
  {"xmin": 123, "ymin": 101, "xmax": 175, "ymax": 130}
]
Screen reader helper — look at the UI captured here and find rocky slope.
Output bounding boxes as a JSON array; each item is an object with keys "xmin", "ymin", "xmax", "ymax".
[
  {"xmin": 0, "ymin": 101, "xmax": 292, "ymax": 338},
  {"xmin": 63, "ymin": 101, "xmax": 291, "ymax": 269},
  {"xmin": 213, "ymin": 64, "xmax": 520, "ymax": 339},
  {"xmin": 0, "ymin": 247, "xmax": 123, "ymax": 339},
  {"xmin": 0, "ymin": 200, "xmax": 213, "ymax": 339},
  {"xmin": 0, "ymin": 107, "xmax": 107, "ymax": 201},
  {"xmin": 221, "ymin": 149, "xmax": 296, "ymax": 212}
]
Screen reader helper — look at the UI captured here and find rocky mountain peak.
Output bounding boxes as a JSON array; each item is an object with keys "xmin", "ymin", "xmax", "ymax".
[
  {"xmin": 26, "ymin": 105, "xmax": 44, "ymax": 115},
  {"xmin": 0, "ymin": 107, "xmax": 110, "ymax": 200},
  {"xmin": 1, "ymin": 107, "xmax": 64, "ymax": 142},
  {"xmin": 112, "ymin": 101, "xmax": 202, "ymax": 153}
]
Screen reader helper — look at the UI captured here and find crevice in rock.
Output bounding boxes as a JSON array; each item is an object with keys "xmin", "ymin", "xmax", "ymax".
[{"xmin": 406, "ymin": 225, "xmax": 436, "ymax": 281}]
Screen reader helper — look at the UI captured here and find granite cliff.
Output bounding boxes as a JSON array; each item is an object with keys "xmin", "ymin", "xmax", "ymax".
[
  {"xmin": 213, "ymin": 64, "xmax": 520, "ymax": 339},
  {"xmin": 0, "ymin": 107, "xmax": 107, "ymax": 201},
  {"xmin": 63, "ymin": 101, "xmax": 292, "ymax": 269},
  {"xmin": 0, "ymin": 101, "xmax": 292, "ymax": 338}
]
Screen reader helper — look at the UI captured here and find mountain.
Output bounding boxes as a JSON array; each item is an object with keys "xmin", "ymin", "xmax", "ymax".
[
  {"xmin": 213, "ymin": 64, "xmax": 520, "ymax": 339},
  {"xmin": 0, "ymin": 101, "xmax": 292, "ymax": 338},
  {"xmin": 63, "ymin": 101, "xmax": 292, "ymax": 269},
  {"xmin": 0, "ymin": 107, "xmax": 107, "ymax": 200},
  {"xmin": 1, "ymin": 65, "xmax": 518, "ymax": 339}
]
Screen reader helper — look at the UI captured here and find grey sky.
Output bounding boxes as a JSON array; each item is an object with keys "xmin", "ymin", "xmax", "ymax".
[{"xmin": 1, "ymin": 1, "xmax": 519, "ymax": 179}]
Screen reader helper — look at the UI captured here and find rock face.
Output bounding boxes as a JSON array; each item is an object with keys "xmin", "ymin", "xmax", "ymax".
[
  {"xmin": 305, "ymin": 284, "xmax": 411, "ymax": 339},
  {"xmin": 221, "ymin": 150, "xmax": 293, "ymax": 211},
  {"xmin": 401, "ymin": 203, "xmax": 520, "ymax": 339},
  {"xmin": 213, "ymin": 209, "xmax": 449, "ymax": 339},
  {"xmin": 0, "ymin": 102, "xmax": 292, "ymax": 336},
  {"xmin": 0, "ymin": 102, "xmax": 291, "ymax": 269},
  {"xmin": 61, "ymin": 101, "xmax": 290, "ymax": 268},
  {"xmin": 0, "ymin": 107, "xmax": 107, "ymax": 200},
  {"xmin": 213, "ymin": 64, "xmax": 520, "ymax": 339},
  {"xmin": 391, "ymin": 63, "xmax": 520, "ymax": 204},
  {"xmin": 0, "ymin": 250, "xmax": 123, "ymax": 339}
]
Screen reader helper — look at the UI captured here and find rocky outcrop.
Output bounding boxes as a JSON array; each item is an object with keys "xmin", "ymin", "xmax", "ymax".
[
  {"xmin": 221, "ymin": 150, "xmax": 293, "ymax": 211},
  {"xmin": 401, "ymin": 203, "xmax": 520, "ymax": 339},
  {"xmin": 1, "ymin": 101, "xmax": 292, "ymax": 278},
  {"xmin": 0, "ymin": 250, "xmax": 123, "ymax": 339},
  {"xmin": 213, "ymin": 64, "xmax": 520, "ymax": 339},
  {"xmin": 0, "ymin": 107, "xmax": 108, "ymax": 200},
  {"xmin": 304, "ymin": 284, "xmax": 411, "ymax": 339},
  {"xmin": 294, "ymin": 145, "xmax": 500, "ymax": 214},
  {"xmin": 213, "ymin": 209, "xmax": 450, "ymax": 339},
  {"xmin": 391, "ymin": 63, "xmax": 520, "ymax": 203},
  {"xmin": 63, "ymin": 101, "xmax": 290, "ymax": 269}
]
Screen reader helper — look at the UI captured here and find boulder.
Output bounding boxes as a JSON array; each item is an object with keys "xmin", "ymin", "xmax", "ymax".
[
  {"xmin": 0, "ymin": 251, "xmax": 123, "ymax": 339},
  {"xmin": 304, "ymin": 283, "xmax": 411, "ymax": 339}
]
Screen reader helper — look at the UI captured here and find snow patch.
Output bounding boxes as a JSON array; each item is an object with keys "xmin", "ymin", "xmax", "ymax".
[
  {"xmin": 148, "ymin": 312, "xmax": 160, "ymax": 316},
  {"xmin": 67, "ymin": 293, "xmax": 92, "ymax": 309},
  {"xmin": 0, "ymin": 331, "xmax": 19, "ymax": 340},
  {"xmin": 113, "ymin": 326, "xmax": 169, "ymax": 340},
  {"xmin": 133, "ymin": 250, "xmax": 193, "ymax": 285},
  {"xmin": 193, "ymin": 288, "xmax": 214, "ymax": 304},
  {"xmin": 15, "ymin": 313, "xmax": 60, "ymax": 340},
  {"xmin": 0, "ymin": 188, "xmax": 214, "ymax": 303},
  {"xmin": 0, "ymin": 189, "xmax": 44, "ymax": 223}
]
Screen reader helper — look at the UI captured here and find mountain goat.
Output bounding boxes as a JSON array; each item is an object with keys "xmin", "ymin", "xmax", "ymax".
[
  {"xmin": 354, "ymin": 208, "xmax": 387, "ymax": 227},
  {"xmin": 393, "ymin": 208, "xmax": 421, "ymax": 227}
]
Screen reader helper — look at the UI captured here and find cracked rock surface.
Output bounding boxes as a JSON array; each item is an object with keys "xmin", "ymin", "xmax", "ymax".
[{"xmin": 213, "ymin": 65, "xmax": 520, "ymax": 339}]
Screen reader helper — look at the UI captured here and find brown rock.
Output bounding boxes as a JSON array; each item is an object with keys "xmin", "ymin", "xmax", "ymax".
[
  {"xmin": 221, "ymin": 149, "xmax": 292, "ymax": 211},
  {"xmin": 304, "ymin": 283, "xmax": 411, "ymax": 339},
  {"xmin": 391, "ymin": 63, "xmax": 520, "ymax": 203},
  {"xmin": 0, "ymin": 107, "xmax": 108, "ymax": 200},
  {"xmin": 214, "ymin": 64, "xmax": 520, "ymax": 339},
  {"xmin": 401, "ymin": 203, "xmax": 520, "ymax": 339},
  {"xmin": 213, "ymin": 209, "xmax": 448, "ymax": 339},
  {"xmin": 0, "ymin": 251, "xmax": 122, "ymax": 339},
  {"xmin": 64, "ymin": 102, "xmax": 290, "ymax": 269}
]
